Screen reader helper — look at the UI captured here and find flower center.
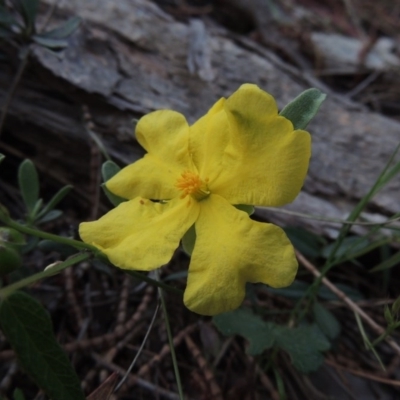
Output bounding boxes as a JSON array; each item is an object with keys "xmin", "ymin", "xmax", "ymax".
[{"xmin": 176, "ymin": 171, "xmax": 210, "ymax": 201}]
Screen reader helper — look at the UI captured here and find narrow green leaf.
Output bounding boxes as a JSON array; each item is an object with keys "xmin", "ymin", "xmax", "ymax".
[
  {"xmin": 30, "ymin": 198, "xmax": 43, "ymax": 219},
  {"xmin": 37, "ymin": 185, "xmax": 73, "ymax": 219},
  {"xmin": 32, "ymin": 35, "xmax": 68, "ymax": 48},
  {"xmin": 313, "ymin": 302, "xmax": 341, "ymax": 340},
  {"xmin": 276, "ymin": 324, "xmax": 330, "ymax": 373},
  {"xmin": 0, "ymin": 154, "xmax": 5, "ymax": 164},
  {"xmin": 10, "ymin": 0, "xmax": 38, "ymax": 33},
  {"xmin": 213, "ymin": 308, "xmax": 276, "ymax": 355},
  {"xmin": 370, "ymin": 249, "xmax": 400, "ymax": 272},
  {"xmin": 101, "ymin": 160, "xmax": 120, "ymax": 181},
  {"xmin": 321, "ymin": 236, "xmax": 371, "ymax": 261},
  {"xmin": 279, "ymin": 88, "xmax": 326, "ymax": 130},
  {"xmin": 181, "ymin": 224, "xmax": 196, "ymax": 256},
  {"xmin": 392, "ymin": 297, "xmax": 400, "ymax": 316},
  {"xmin": 18, "ymin": 159, "xmax": 39, "ymax": 213},
  {"xmin": 37, "ymin": 209, "xmax": 63, "ymax": 224},
  {"xmin": 41, "ymin": 16, "xmax": 81, "ymax": 39},
  {"xmin": 0, "ymin": 291, "xmax": 85, "ymax": 400}
]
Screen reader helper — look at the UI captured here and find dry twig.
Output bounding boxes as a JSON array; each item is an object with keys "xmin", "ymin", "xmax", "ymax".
[{"xmin": 296, "ymin": 250, "xmax": 400, "ymax": 356}]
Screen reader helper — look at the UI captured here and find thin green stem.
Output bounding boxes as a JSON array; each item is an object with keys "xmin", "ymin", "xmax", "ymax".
[
  {"xmin": 2, "ymin": 213, "xmax": 184, "ymax": 296},
  {"xmin": 4, "ymin": 217, "xmax": 99, "ymax": 253},
  {"xmin": 157, "ymin": 271, "xmax": 184, "ymax": 400},
  {"xmin": 0, "ymin": 252, "xmax": 91, "ymax": 299},
  {"xmin": 0, "ymin": 46, "xmax": 30, "ymax": 139},
  {"xmin": 125, "ymin": 270, "xmax": 183, "ymax": 296}
]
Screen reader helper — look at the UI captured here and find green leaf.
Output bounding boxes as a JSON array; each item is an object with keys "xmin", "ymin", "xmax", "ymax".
[
  {"xmin": 101, "ymin": 160, "xmax": 121, "ymax": 181},
  {"xmin": 32, "ymin": 35, "xmax": 68, "ymax": 48},
  {"xmin": 38, "ymin": 240, "xmax": 76, "ymax": 258},
  {"xmin": 10, "ymin": 0, "xmax": 38, "ymax": 33},
  {"xmin": 266, "ymin": 280, "xmax": 310, "ymax": 299},
  {"xmin": 313, "ymin": 302, "xmax": 341, "ymax": 340},
  {"xmin": 213, "ymin": 308, "xmax": 276, "ymax": 355},
  {"xmin": 41, "ymin": 16, "xmax": 81, "ymax": 39},
  {"xmin": 0, "ymin": 153, "xmax": 5, "ymax": 164},
  {"xmin": 101, "ymin": 161, "xmax": 126, "ymax": 207},
  {"xmin": 101, "ymin": 184, "xmax": 126, "ymax": 207},
  {"xmin": 234, "ymin": 204, "xmax": 255, "ymax": 215},
  {"xmin": 0, "ymin": 227, "xmax": 26, "ymax": 246},
  {"xmin": 0, "ymin": 245, "xmax": 22, "ymax": 275},
  {"xmin": 37, "ymin": 209, "xmax": 63, "ymax": 224},
  {"xmin": 321, "ymin": 236, "xmax": 371, "ymax": 261},
  {"xmin": 18, "ymin": 159, "xmax": 39, "ymax": 213},
  {"xmin": 164, "ymin": 270, "xmax": 188, "ymax": 281},
  {"xmin": 0, "ymin": 291, "xmax": 85, "ymax": 400},
  {"xmin": 279, "ymin": 88, "xmax": 326, "ymax": 130},
  {"xmin": 37, "ymin": 185, "xmax": 73, "ymax": 219},
  {"xmin": 181, "ymin": 224, "xmax": 196, "ymax": 256},
  {"xmin": 370, "ymin": 249, "xmax": 400, "ymax": 272},
  {"xmin": 276, "ymin": 324, "xmax": 330, "ymax": 373},
  {"xmin": 284, "ymin": 227, "xmax": 325, "ymax": 259},
  {"xmin": 392, "ymin": 296, "xmax": 400, "ymax": 316}
]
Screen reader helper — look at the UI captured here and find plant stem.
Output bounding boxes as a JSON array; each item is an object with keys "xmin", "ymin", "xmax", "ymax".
[
  {"xmin": 0, "ymin": 252, "xmax": 91, "ymax": 299},
  {"xmin": 4, "ymin": 217, "xmax": 99, "ymax": 253},
  {"xmin": 157, "ymin": 270, "xmax": 185, "ymax": 400},
  {"xmin": 125, "ymin": 270, "xmax": 183, "ymax": 296},
  {"xmin": 0, "ymin": 46, "xmax": 30, "ymax": 139}
]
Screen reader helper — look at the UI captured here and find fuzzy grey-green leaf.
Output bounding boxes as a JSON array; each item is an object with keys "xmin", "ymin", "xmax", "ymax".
[
  {"xmin": 313, "ymin": 302, "xmax": 341, "ymax": 340},
  {"xmin": 0, "ymin": 291, "xmax": 85, "ymax": 400},
  {"xmin": 279, "ymin": 88, "xmax": 326, "ymax": 130},
  {"xmin": 18, "ymin": 159, "xmax": 39, "ymax": 213},
  {"xmin": 213, "ymin": 308, "xmax": 276, "ymax": 355},
  {"xmin": 32, "ymin": 35, "xmax": 68, "ymax": 48},
  {"xmin": 101, "ymin": 161, "xmax": 126, "ymax": 206},
  {"xmin": 276, "ymin": 324, "xmax": 330, "ymax": 373},
  {"xmin": 37, "ymin": 185, "xmax": 72, "ymax": 219},
  {"xmin": 102, "ymin": 160, "xmax": 121, "ymax": 181},
  {"xmin": 41, "ymin": 16, "xmax": 81, "ymax": 39}
]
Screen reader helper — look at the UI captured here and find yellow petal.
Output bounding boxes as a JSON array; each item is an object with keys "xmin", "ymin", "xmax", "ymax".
[
  {"xmin": 189, "ymin": 97, "xmax": 226, "ymax": 177},
  {"xmin": 80, "ymin": 197, "xmax": 199, "ymax": 271},
  {"xmin": 184, "ymin": 194, "xmax": 297, "ymax": 316},
  {"xmin": 136, "ymin": 109, "xmax": 192, "ymax": 171},
  {"xmin": 106, "ymin": 110, "xmax": 192, "ymax": 200},
  {"xmin": 190, "ymin": 84, "xmax": 311, "ymax": 207},
  {"xmin": 106, "ymin": 155, "xmax": 180, "ymax": 200}
]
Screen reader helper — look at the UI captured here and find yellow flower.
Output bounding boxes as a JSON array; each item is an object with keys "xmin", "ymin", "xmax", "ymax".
[{"xmin": 79, "ymin": 84, "xmax": 311, "ymax": 316}]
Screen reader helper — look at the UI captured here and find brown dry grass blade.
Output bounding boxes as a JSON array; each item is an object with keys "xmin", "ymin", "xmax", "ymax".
[{"xmin": 86, "ymin": 372, "xmax": 119, "ymax": 400}]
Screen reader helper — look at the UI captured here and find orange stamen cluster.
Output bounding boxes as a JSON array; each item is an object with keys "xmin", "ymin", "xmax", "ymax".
[{"xmin": 176, "ymin": 171, "xmax": 210, "ymax": 201}]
